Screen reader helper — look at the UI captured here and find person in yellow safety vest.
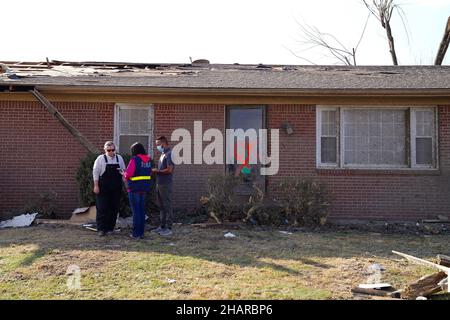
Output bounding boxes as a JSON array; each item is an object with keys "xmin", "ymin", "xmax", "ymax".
[{"xmin": 123, "ymin": 142, "xmax": 152, "ymax": 239}]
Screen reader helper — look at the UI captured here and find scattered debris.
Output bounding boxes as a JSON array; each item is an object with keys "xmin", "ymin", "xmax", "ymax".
[
  {"xmin": 167, "ymin": 278, "xmax": 176, "ymax": 284},
  {"xmin": 402, "ymin": 271, "xmax": 447, "ymax": 299},
  {"xmin": 279, "ymin": 231, "xmax": 293, "ymax": 235},
  {"xmin": 392, "ymin": 251, "xmax": 449, "ymax": 299},
  {"xmin": 422, "ymin": 215, "xmax": 450, "ymax": 224},
  {"xmin": 70, "ymin": 206, "xmax": 96, "ymax": 223},
  {"xmin": 353, "ymin": 251, "xmax": 449, "ymax": 300},
  {"xmin": 351, "ymin": 286, "xmax": 399, "ymax": 298},
  {"xmin": 0, "ymin": 213, "xmax": 38, "ymax": 228},
  {"xmin": 366, "ymin": 263, "xmax": 386, "ymax": 272},
  {"xmin": 36, "ymin": 219, "xmax": 83, "ymax": 226},
  {"xmin": 224, "ymin": 232, "xmax": 237, "ymax": 238},
  {"xmin": 83, "ymin": 223, "xmax": 97, "ymax": 232},
  {"xmin": 437, "ymin": 254, "xmax": 450, "ymax": 267},
  {"xmin": 358, "ymin": 283, "xmax": 391, "ymax": 289}
]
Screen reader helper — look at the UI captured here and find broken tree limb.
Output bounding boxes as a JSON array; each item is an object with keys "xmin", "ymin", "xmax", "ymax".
[
  {"xmin": 30, "ymin": 89, "xmax": 100, "ymax": 154},
  {"xmin": 402, "ymin": 272, "xmax": 447, "ymax": 299},
  {"xmin": 392, "ymin": 251, "xmax": 450, "ymax": 274},
  {"xmin": 434, "ymin": 16, "xmax": 450, "ymax": 65}
]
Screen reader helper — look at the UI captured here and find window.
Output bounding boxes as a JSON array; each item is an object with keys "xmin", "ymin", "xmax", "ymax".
[
  {"xmin": 411, "ymin": 108, "xmax": 435, "ymax": 167},
  {"xmin": 317, "ymin": 106, "xmax": 437, "ymax": 169},
  {"xmin": 114, "ymin": 104, "xmax": 154, "ymax": 155}
]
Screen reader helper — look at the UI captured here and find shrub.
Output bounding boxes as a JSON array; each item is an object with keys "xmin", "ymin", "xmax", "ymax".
[
  {"xmin": 200, "ymin": 174, "xmax": 242, "ymax": 223},
  {"xmin": 75, "ymin": 152, "xmax": 158, "ymax": 218},
  {"xmin": 277, "ymin": 178, "xmax": 330, "ymax": 227}
]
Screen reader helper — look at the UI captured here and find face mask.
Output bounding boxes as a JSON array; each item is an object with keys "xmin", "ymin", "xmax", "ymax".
[{"xmin": 157, "ymin": 145, "xmax": 164, "ymax": 153}]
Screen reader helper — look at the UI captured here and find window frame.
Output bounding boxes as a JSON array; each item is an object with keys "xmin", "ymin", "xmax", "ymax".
[
  {"xmin": 410, "ymin": 107, "xmax": 438, "ymax": 169},
  {"xmin": 114, "ymin": 103, "xmax": 154, "ymax": 156},
  {"xmin": 316, "ymin": 106, "xmax": 339, "ymax": 168},
  {"xmin": 316, "ymin": 105, "xmax": 438, "ymax": 170}
]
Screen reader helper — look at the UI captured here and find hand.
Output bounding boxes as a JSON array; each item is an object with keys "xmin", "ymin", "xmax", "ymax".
[
  {"xmin": 93, "ymin": 185, "xmax": 100, "ymax": 194},
  {"xmin": 152, "ymin": 168, "xmax": 158, "ymax": 173}
]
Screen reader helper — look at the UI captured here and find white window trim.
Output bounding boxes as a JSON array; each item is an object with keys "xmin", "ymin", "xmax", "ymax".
[
  {"xmin": 114, "ymin": 103, "xmax": 154, "ymax": 157},
  {"xmin": 410, "ymin": 107, "xmax": 438, "ymax": 169},
  {"xmin": 316, "ymin": 106, "xmax": 339, "ymax": 168},
  {"xmin": 316, "ymin": 105, "xmax": 439, "ymax": 170}
]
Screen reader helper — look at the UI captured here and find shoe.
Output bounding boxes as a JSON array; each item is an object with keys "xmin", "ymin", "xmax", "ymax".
[
  {"xmin": 98, "ymin": 231, "xmax": 106, "ymax": 237},
  {"xmin": 159, "ymin": 228, "xmax": 172, "ymax": 236},
  {"xmin": 151, "ymin": 226, "xmax": 164, "ymax": 233},
  {"xmin": 128, "ymin": 234, "xmax": 143, "ymax": 240}
]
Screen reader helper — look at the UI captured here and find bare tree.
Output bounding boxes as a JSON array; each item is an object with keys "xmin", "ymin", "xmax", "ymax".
[
  {"xmin": 290, "ymin": 14, "xmax": 370, "ymax": 66},
  {"xmin": 435, "ymin": 16, "xmax": 450, "ymax": 65},
  {"xmin": 362, "ymin": 0, "xmax": 408, "ymax": 65}
]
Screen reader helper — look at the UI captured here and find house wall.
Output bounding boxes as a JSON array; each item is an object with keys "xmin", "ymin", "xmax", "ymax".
[
  {"xmin": 266, "ymin": 104, "xmax": 450, "ymax": 221},
  {"xmin": 1, "ymin": 100, "xmax": 449, "ymax": 221},
  {"xmin": 0, "ymin": 100, "xmax": 114, "ymax": 219}
]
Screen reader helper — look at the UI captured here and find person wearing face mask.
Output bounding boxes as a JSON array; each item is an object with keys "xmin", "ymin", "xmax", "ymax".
[
  {"xmin": 92, "ymin": 141, "xmax": 126, "ymax": 236},
  {"xmin": 151, "ymin": 136, "xmax": 175, "ymax": 236}
]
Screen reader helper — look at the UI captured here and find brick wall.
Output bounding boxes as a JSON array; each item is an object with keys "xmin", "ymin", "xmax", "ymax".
[
  {"xmin": 1, "ymin": 101, "xmax": 449, "ymax": 221},
  {"xmin": 154, "ymin": 104, "xmax": 225, "ymax": 210},
  {"xmin": 0, "ymin": 100, "xmax": 114, "ymax": 219},
  {"xmin": 267, "ymin": 104, "xmax": 450, "ymax": 221}
]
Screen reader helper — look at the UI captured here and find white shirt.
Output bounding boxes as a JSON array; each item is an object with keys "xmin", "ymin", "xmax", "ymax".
[{"xmin": 92, "ymin": 154, "xmax": 126, "ymax": 182}]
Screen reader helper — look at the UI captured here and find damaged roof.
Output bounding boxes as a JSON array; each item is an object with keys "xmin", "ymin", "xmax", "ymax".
[{"xmin": 0, "ymin": 60, "xmax": 449, "ymax": 92}]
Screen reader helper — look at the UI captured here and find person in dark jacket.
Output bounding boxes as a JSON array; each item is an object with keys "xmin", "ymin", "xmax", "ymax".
[{"xmin": 123, "ymin": 142, "xmax": 152, "ymax": 239}]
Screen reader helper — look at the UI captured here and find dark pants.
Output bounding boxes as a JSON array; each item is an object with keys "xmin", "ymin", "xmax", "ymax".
[
  {"xmin": 128, "ymin": 192, "xmax": 146, "ymax": 237},
  {"xmin": 96, "ymin": 185, "xmax": 121, "ymax": 232},
  {"xmin": 157, "ymin": 183, "xmax": 173, "ymax": 229}
]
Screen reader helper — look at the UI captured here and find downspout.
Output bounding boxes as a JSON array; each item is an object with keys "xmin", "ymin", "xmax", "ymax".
[{"xmin": 30, "ymin": 88, "xmax": 100, "ymax": 154}]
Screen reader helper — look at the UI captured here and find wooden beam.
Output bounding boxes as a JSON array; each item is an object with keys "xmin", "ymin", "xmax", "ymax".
[
  {"xmin": 30, "ymin": 89, "xmax": 100, "ymax": 154},
  {"xmin": 392, "ymin": 251, "xmax": 450, "ymax": 274},
  {"xmin": 437, "ymin": 254, "xmax": 450, "ymax": 268}
]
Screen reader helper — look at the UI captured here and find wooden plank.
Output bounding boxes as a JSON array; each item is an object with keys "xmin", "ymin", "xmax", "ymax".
[
  {"xmin": 437, "ymin": 254, "xmax": 450, "ymax": 268},
  {"xmin": 30, "ymin": 89, "xmax": 100, "ymax": 154},
  {"xmin": 392, "ymin": 251, "xmax": 450, "ymax": 274},
  {"xmin": 358, "ymin": 283, "xmax": 392, "ymax": 289},
  {"xmin": 403, "ymin": 272, "xmax": 447, "ymax": 299}
]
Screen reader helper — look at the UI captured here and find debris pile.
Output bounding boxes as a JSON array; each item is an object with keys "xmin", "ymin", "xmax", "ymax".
[{"xmin": 352, "ymin": 251, "xmax": 449, "ymax": 300}]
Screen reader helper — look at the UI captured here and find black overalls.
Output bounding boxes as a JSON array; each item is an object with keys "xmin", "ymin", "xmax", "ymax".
[{"xmin": 96, "ymin": 155, "xmax": 123, "ymax": 232}]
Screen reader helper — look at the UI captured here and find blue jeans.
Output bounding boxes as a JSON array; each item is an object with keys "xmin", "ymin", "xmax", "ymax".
[{"xmin": 128, "ymin": 192, "xmax": 146, "ymax": 237}]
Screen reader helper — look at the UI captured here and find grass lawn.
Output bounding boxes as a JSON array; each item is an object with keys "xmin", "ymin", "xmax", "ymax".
[{"xmin": 0, "ymin": 223, "xmax": 448, "ymax": 299}]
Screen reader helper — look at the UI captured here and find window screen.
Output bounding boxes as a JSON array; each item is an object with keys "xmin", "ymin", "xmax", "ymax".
[
  {"xmin": 343, "ymin": 110, "xmax": 406, "ymax": 166},
  {"xmin": 320, "ymin": 110, "xmax": 337, "ymax": 163},
  {"xmin": 415, "ymin": 110, "xmax": 434, "ymax": 165},
  {"xmin": 117, "ymin": 107, "xmax": 152, "ymax": 154}
]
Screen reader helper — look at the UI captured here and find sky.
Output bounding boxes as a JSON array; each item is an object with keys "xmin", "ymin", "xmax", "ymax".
[{"xmin": 2, "ymin": 0, "xmax": 449, "ymax": 65}]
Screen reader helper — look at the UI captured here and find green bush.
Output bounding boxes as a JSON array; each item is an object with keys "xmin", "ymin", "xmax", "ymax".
[{"xmin": 75, "ymin": 152, "xmax": 158, "ymax": 218}]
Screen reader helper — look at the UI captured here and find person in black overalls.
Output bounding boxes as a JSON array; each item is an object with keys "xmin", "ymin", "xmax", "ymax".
[{"xmin": 93, "ymin": 142, "xmax": 125, "ymax": 236}]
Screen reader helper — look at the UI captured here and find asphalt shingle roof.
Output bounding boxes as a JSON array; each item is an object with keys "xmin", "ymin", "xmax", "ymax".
[{"xmin": 1, "ymin": 61, "xmax": 449, "ymax": 91}]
